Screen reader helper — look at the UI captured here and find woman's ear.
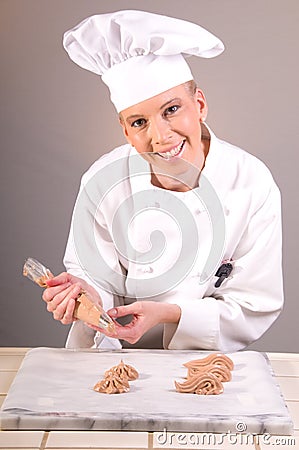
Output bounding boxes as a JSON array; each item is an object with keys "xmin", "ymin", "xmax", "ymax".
[{"xmin": 195, "ymin": 88, "xmax": 208, "ymax": 122}]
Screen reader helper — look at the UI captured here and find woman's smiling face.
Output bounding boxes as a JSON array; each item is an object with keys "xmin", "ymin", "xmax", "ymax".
[{"xmin": 119, "ymin": 82, "xmax": 208, "ymax": 189}]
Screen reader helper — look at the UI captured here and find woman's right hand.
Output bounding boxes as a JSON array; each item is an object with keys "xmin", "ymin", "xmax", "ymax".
[{"xmin": 42, "ymin": 272, "xmax": 102, "ymax": 325}]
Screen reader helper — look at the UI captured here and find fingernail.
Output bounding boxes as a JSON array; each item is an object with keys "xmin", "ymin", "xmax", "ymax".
[{"xmin": 108, "ymin": 308, "xmax": 117, "ymax": 317}]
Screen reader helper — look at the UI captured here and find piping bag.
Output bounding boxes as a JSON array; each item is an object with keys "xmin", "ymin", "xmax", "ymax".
[{"xmin": 23, "ymin": 257, "xmax": 116, "ymax": 333}]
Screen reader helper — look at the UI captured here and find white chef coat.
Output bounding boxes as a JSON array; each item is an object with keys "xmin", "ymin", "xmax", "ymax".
[{"xmin": 64, "ymin": 127, "xmax": 283, "ymax": 352}]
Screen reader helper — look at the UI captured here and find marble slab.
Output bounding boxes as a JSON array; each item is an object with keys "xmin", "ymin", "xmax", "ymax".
[{"xmin": 0, "ymin": 348, "xmax": 293, "ymax": 434}]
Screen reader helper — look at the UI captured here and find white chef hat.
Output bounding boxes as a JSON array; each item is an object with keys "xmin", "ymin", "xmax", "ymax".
[{"xmin": 63, "ymin": 10, "xmax": 224, "ymax": 112}]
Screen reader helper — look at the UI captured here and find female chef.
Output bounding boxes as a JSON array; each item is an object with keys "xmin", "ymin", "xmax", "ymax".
[{"xmin": 42, "ymin": 10, "xmax": 283, "ymax": 352}]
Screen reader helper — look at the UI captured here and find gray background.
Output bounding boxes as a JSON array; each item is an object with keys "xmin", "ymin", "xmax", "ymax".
[{"xmin": 1, "ymin": 0, "xmax": 298, "ymax": 351}]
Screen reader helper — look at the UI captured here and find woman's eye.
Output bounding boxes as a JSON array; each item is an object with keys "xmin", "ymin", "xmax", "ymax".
[
  {"xmin": 164, "ymin": 105, "xmax": 180, "ymax": 116},
  {"xmin": 131, "ymin": 118, "xmax": 146, "ymax": 128}
]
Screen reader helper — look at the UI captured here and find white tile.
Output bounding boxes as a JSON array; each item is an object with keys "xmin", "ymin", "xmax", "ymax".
[
  {"xmin": 0, "ymin": 396, "xmax": 5, "ymax": 408},
  {"xmin": 0, "ymin": 355, "xmax": 25, "ymax": 371},
  {"xmin": 46, "ymin": 431, "xmax": 148, "ymax": 448},
  {"xmin": 258, "ymin": 430, "xmax": 299, "ymax": 449},
  {"xmin": 0, "ymin": 371, "xmax": 17, "ymax": 395},
  {"xmin": 270, "ymin": 360, "xmax": 299, "ymax": 377},
  {"xmin": 0, "ymin": 430, "xmax": 44, "ymax": 447},
  {"xmin": 0, "ymin": 349, "xmax": 29, "ymax": 357},
  {"xmin": 275, "ymin": 377, "xmax": 299, "ymax": 401},
  {"xmin": 153, "ymin": 431, "xmax": 256, "ymax": 449},
  {"xmin": 267, "ymin": 353, "xmax": 299, "ymax": 361},
  {"xmin": 287, "ymin": 401, "xmax": 299, "ymax": 430}
]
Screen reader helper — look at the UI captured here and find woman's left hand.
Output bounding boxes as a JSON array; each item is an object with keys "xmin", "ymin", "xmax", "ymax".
[{"xmin": 87, "ymin": 301, "xmax": 181, "ymax": 344}]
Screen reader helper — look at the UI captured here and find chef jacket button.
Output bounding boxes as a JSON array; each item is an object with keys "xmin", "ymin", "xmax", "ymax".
[{"xmin": 142, "ymin": 265, "xmax": 153, "ymax": 273}]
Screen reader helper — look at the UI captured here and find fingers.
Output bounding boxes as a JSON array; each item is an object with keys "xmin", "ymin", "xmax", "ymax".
[
  {"xmin": 42, "ymin": 282, "xmax": 72, "ymax": 303},
  {"xmin": 60, "ymin": 298, "xmax": 76, "ymax": 325},
  {"xmin": 106, "ymin": 301, "xmax": 173, "ymax": 345},
  {"xmin": 41, "ymin": 271, "xmax": 104, "ymax": 327},
  {"xmin": 112, "ymin": 323, "xmax": 142, "ymax": 344},
  {"xmin": 46, "ymin": 283, "xmax": 80, "ymax": 312},
  {"xmin": 45, "ymin": 272, "xmax": 73, "ymax": 287},
  {"xmin": 85, "ymin": 305, "xmax": 143, "ymax": 344},
  {"xmin": 108, "ymin": 302, "xmax": 142, "ymax": 319},
  {"xmin": 107, "ymin": 306, "xmax": 144, "ymax": 344},
  {"xmin": 44, "ymin": 283, "xmax": 81, "ymax": 325},
  {"xmin": 84, "ymin": 315, "xmax": 139, "ymax": 342},
  {"xmin": 85, "ymin": 321, "xmax": 121, "ymax": 336}
]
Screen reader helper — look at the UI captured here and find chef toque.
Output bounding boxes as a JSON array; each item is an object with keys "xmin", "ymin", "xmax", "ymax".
[{"xmin": 63, "ymin": 10, "xmax": 224, "ymax": 112}]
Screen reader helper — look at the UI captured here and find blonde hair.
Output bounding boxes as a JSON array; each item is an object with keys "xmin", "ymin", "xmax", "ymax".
[{"xmin": 184, "ymin": 79, "xmax": 197, "ymax": 97}]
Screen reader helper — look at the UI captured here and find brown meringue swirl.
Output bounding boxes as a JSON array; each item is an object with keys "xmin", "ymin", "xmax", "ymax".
[
  {"xmin": 93, "ymin": 360, "xmax": 139, "ymax": 394},
  {"xmin": 175, "ymin": 372, "xmax": 224, "ymax": 395},
  {"xmin": 175, "ymin": 353, "xmax": 234, "ymax": 395},
  {"xmin": 105, "ymin": 359, "xmax": 139, "ymax": 381},
  {"xmin": 186, "ymin": 363, "xmax": 232, "ymax": 382},
  {"xmin": 183, "ymin": 353, "xmax": 234, "ymax": 371},
  {"xmin": 93, "ymin": 371, "xmax": 130, "ymax": 394}
]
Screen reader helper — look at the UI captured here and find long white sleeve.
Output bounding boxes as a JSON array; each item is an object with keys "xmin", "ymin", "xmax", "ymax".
[
  {"xmin": 63, "ymin": 150, "xmax": 130, "ymax": 349},
  {"xmin": 164, "ymin": 154, "xmax": 283, "ymax": 351}
]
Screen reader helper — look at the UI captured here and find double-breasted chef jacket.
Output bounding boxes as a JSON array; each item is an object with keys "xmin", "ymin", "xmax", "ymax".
[{"xmin": 64, "ymin": 126, "xmax": 283, "ymax": 352}]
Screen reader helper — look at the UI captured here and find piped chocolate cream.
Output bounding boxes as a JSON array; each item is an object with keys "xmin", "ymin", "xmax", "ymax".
[
  {"xmin": 183, "ymin": 353, "xmax": 234, "ymax": 371},
  {"xmin": 175, "ymin": 353, "xmax": 234, "ymax": 395},
  {"xmin": 186, "ymin": 363, "xmax": 232, "ymax": 382},
  {"xmin": 175, "ymin": 372, "xmax": 224, "ymax": 395},
  {"xmin": 93, "ymin": 371, "xmax": 130, "ymax": 394},
  {"xmin": 94, "ymin": 360, "xmax": 139, "ymax": 394},
  {"xmin": 105, "ymin": 359, "xmax": 139, "ymax": 381}
]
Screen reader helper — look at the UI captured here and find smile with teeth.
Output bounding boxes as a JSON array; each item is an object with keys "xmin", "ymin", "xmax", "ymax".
[{"xmin": 157, "ymin": 140, "xmax": 186, "ymax": 160}]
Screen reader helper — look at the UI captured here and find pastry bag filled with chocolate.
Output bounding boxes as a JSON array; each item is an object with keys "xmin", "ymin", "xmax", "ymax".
[{"xmin": 23, "ymin": 257, "xmax": 115, "ymax": 333}]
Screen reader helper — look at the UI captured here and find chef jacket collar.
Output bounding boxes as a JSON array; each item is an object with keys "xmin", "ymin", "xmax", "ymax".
[{"xmin": 127, "ymin": 126, "xmax": 229, "ymax": 218}]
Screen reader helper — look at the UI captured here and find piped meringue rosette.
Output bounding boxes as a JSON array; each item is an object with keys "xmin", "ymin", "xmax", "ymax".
[
  {"xmin": 105, "ymin": 359, "xmax": 139, "ymax": 381},
  {"xmin": 93, "ymin": 360, "xmax": 139, "ymax": 394},
  {"xmin": 175, "ymin": 353, "xmax": 234, "ymax": 395}
]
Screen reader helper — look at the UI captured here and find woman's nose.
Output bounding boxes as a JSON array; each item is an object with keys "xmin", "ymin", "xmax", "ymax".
[{"xmin": 149, "ymin": 118, "xmax": 172, "ymax": 145}]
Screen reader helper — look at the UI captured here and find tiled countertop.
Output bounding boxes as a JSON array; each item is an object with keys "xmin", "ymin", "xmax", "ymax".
[{"xmin": 0, "ymin": 348, "xmax": 298, "ymax": 450}]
